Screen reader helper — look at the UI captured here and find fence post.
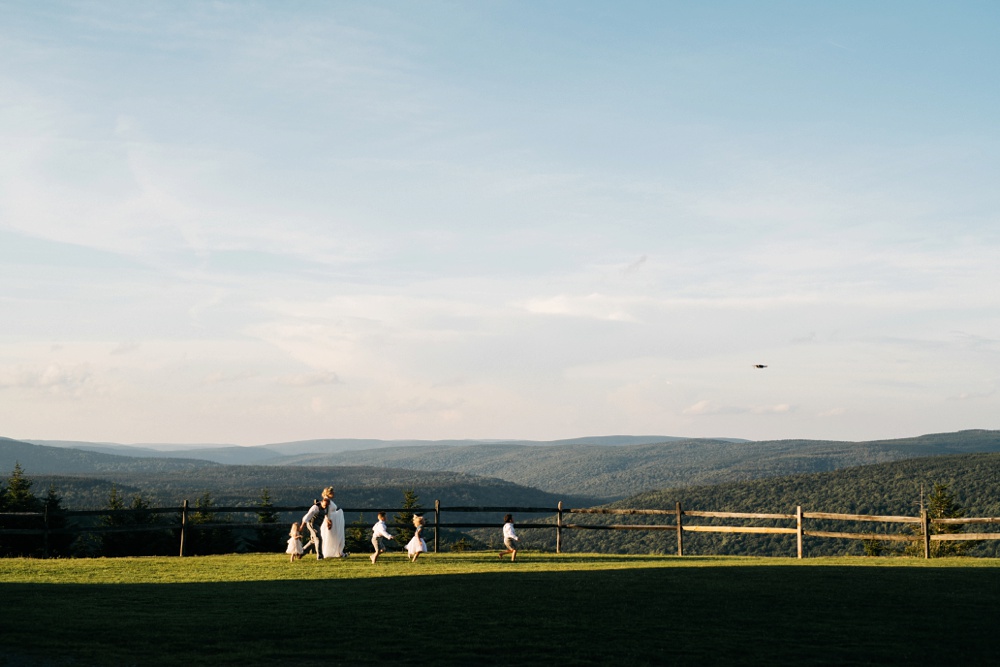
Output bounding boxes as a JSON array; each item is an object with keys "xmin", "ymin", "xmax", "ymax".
[
  {"xmin": 556, "ymin": 501, "xmax": 563, "ymax": 554},
  {"xmin": 434, "ymin": 499, "xmax": 440, "ymax": 553},
  {"xmin": 44, "ymin": 503, "xmax": 50, "ymax": 558},
  {"xmin": 796, "ymin": 506, "xmax": 803, "ymax": 559},
  {"xmin": 676, "ymin": 502, "xmax": 683, "ymax": 556},
  {"xmin": 179, "ymin": 499, "xmax": 188, "ymax": 557},
  {"xmin": 922, "ymin": 510, "xmax": 931, "ymax": 559}
]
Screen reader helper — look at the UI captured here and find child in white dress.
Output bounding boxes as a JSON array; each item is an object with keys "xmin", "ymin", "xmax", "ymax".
[
  {"xmin": 406, "ymin": 515, "xmax": 428, "ymax": 562},
  {"xmin": 286, "ymin": 521, "xmax": 304, "ymax": 562}
]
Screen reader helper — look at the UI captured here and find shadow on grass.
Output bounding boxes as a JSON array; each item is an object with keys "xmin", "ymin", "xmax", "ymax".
[{"xmin": 2, "ymin": 565, "xmax": 998, "ymax": 666}]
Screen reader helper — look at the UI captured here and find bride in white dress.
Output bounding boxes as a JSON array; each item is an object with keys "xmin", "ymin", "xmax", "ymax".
[{"xmin": 320, "ymin": 487, "xmax": 347, "ymax": 558}]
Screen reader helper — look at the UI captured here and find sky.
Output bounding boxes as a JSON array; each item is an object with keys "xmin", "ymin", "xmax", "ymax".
[{"xmin": 2, "ymin": 1, "xmax": 999, "ymax": 446}]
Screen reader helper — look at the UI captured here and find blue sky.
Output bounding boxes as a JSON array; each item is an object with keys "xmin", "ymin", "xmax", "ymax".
[{"xmin": 2, "ymin": 1, "xmax": 998, "ymax": 445}]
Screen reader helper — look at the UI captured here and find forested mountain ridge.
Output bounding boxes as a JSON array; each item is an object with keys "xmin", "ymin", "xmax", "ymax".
[
  {"xmin": 0, "ymin": 437, "xmax": 220, "ymax": 474},
  {"xmin": 30, "ymin": 463, "xmax": 599, "ymax": 513},
  {"xmin": 265, "ymin": 430, "xmax": 1000, "ymax": 499},
  {"xmin": 8, "ymin": 431, "xmax": 1000, "ymax": 501},
  {"xmin": 557, "ymin": 451, "xmax": 1000, "ymax": 557},
  {"xmin": 25, "ymin": 440, "xmax": 282, "ymax": 465},
  {"xmin": 24, "ymin": 435, "xmax": 688, "ymax": 463},
  {"xmin": 259, "ymin": 435, "xmax": 694, "ymax": 455}
]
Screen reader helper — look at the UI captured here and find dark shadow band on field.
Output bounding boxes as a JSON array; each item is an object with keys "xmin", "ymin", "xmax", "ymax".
[{"xmin": 2, "ymin": 565, "xmax": 999, "ymax": 666}]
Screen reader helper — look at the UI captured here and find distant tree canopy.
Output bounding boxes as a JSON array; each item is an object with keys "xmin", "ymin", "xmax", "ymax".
[
  {"xmin": 555, "ymin": 454, "xmax": 1000, "ymax": 558},
  {"xmin": 6, "ymin": 449, "xmax": 1000, "ymax": 560}
]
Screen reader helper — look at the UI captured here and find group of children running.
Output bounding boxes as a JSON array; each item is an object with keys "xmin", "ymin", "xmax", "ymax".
[{"xmin": 286, "ymin": 511, "xmax": 519, "ymax": 563}]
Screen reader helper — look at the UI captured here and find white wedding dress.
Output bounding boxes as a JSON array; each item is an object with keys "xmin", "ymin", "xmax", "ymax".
[
  {"xmin": 321, "ymin": 501, "xmax": 347, "ymax": 558},
  {"xmin": 406, "ymin": 526, "xmax": 428, "ymax": 557}
]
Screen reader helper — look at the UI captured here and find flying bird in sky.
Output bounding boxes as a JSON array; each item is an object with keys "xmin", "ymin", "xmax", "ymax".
[{"xmin": 753, "ymin": 364, "xmax": 768, "ymax": 369}]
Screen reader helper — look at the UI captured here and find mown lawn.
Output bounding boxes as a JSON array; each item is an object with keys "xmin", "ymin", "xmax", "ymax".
[{"xmin": 2, "ymin": 552, "xmax": 998, "ymax": 666}]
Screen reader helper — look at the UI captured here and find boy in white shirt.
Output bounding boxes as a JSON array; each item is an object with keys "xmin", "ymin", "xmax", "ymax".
[
  {"xmin": 370, "ymin": 512, "xmax": 394, "ymax": 564},
  {"xmin": 499, "ymin": 513, "xmax": 519, "ymax": 561}
]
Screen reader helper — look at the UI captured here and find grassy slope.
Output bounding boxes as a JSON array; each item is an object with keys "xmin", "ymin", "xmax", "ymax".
[{"xmin": 2, "ymin": 554, "xmax": 999, "ymax": 666}]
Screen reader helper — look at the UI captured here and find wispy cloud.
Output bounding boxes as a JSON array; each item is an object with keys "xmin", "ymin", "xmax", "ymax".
[
  {"xmin": 111, "ymin": 341, "xmax": 141, "ymax": 355},
  {"xmin": 521, "ymin": 293, "xmax": 642, "ymax": 322},
  {"xmin": 0, "ymin": 362, "xmax": 96, "ymax": 397},
  {"xmin": 278, "ymin": 371, "xmax": 342, "ymax": 387}
]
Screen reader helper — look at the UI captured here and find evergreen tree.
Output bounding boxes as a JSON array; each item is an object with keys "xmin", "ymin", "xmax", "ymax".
[
  {"xmin": 100, "ymin": 485, "xmax": 130, "ymax": 556},
  {"xmin": 345, "ymin": 512, "xmax": 368, "ymax": 554},
  {"xmin": 42, "ymin": 485, "xmax": 72, "ymax": 557},
  {"xmin": 927, "ymin": 483, "xmax": 973, "ymax": 557},
  {"xmin": 449, "ymin": 537, "xmax": 474, "ymax": 552},
  {"xmin": 4, "ymin": 462, "xmax": 41, "ymax": 512},
  {"xmin": 255, "ymin": 487, "xmax": 283, "ymax": 552},
  {"xmin": 256, "ymin": 488, "xmax": 278, "ymax": 524},
  {"xmin": 129, "ymin": 492, "xmax": 169, "ymax": 556},
  {"xmin": 192, "ymin": 491, "xmax": 215, "ymax": 524},
  {"xmin": 0, "ymin": 463, "xmax": 44, "ymax": 556},
  {"xmin": 904, "ymin": 483, "xmax": 973, "ymax": 557},
  {"xmin": 393, "ymin": 489, "xmax": 422, "ymax": 545},
  {"xmin": 190, "ymin": 491, "xmax": 215, "ymax": 555},
  {"xmin": 189, "ymin": 491, "xmax": 232, "ymax": 555}
]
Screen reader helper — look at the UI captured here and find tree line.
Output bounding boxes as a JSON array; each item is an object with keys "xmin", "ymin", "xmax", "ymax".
[
  {"xmin": 6, "ymin": 451, "xmax": 997, "ymax": 559},
  {"xmin": 553, "ymin": 452, "xmax": 1000, "ymax": 557},
  {"xmin": 0, "ymin": 463, "xmax": 483, "ymax": 558}
]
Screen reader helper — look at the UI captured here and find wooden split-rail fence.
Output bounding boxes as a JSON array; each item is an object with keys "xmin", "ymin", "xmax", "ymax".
[{"xmin": 3, "ymin": 500, "xmax": 1000, "ymax": 558}]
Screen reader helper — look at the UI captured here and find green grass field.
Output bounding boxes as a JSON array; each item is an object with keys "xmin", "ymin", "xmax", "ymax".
[{"xmin": 2, "ymin": 552, "xmax": 999, "ymax": 666}]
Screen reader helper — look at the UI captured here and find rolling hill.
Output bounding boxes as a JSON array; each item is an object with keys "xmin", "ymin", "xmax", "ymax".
[
  {"xmin": 553, "ymin": 451, "xmax": 1000, "ymax": 557},
  {"xmin": 30, "ymin": 464, "xmax": 599, "ymax": 512},
  {"xmin": 23, "ymin": 435, "xmax": 690, "ymax": 464},
  {"xmin": 1, "ymin": 438, "xmax": 600, "ymax": 514},
  {"xmin": 264, "ymin": 430, "xmax": 1000, "ymax": 499},
  {"xmin": 9, "ymin": 430, "xmax": 1000, "ymax": 502},
  {"xmin": 0, "ymin": 437, "xmax": 221, "ymax": 474},
  {"xmin": 24, "ymin": 440, "xmax": 285, "ymax": 465}
]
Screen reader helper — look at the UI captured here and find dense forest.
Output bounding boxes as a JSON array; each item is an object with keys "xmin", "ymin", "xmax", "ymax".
[
  {"xmin": 4, "ymin": 435, "xmax": 1000, "ymax": 560},
  {"xmin": 9, "ymin": 431, "xmax": 1000, "ymax": 502},
  {"xmin": 29, "ymin": 464, "xmax": 597, "ymax": 512},
  {"xmin": 543, "ymin": 452, "xmax": 1000, "ymax": 558},
  {"xmin": 265, "ymin": 430, "xmax": 1000, "ymax": 499},
  {"xmin": 0, "ymin": 452, "xmax": 596, "ymax": 558}
]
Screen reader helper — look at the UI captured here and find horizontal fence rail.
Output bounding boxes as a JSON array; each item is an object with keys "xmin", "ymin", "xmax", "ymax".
[{"xmin": 3, "ymin": 501, "xmax": 1000, "ymax": 559}]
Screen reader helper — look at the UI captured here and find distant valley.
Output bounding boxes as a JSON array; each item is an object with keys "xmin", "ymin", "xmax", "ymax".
[
  {"xmin": 561, "ymin": 450, "xmax": 1000, "ymax": 558},
  {"xmin": 4, "ymin": 433, "xmax": 1000, "ymax": 559},
  {"xmin": 5, "ymin": 430, "xmax": 1000, "ymax": 505},
  {"xmin": 270, "ymin": 431, "xmax": 1000, "ymax": 499}
]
